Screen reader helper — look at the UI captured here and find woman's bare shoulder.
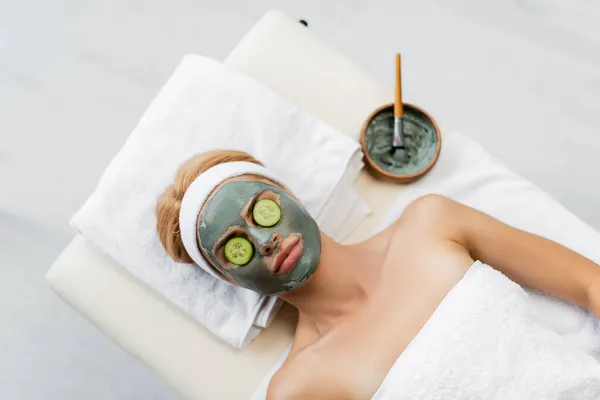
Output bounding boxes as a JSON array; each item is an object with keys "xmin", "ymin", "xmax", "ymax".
[
  {"xmin": 384, "ymin": 195, "xmax": 474, "ymax": 272},
  {"xmin": 266, "ymin": 361, "xmax": 306, "ymax": 400},
  {"xmin": 265, "ymin": 317, "xmax": 329, "ymax": 399},
  {"xmin": 363, "ymin": 195, "xmax": 458, "ymax": 245},
  {"xmin": 391, "ymin": 194, "xmax": 474, "ymax": 245},
  {"xmin": 266, "ymin": 353, "xmax": 354, "ymax": 400}
]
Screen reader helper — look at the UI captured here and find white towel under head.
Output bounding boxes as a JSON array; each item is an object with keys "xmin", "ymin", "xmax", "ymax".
[
  {"xmin": 70, "ymin": 55, "xmax": 370, "ymax": 348},
  {"xmin": 179, "ymin": 161, "xmax": 284, "ymax": 280}
]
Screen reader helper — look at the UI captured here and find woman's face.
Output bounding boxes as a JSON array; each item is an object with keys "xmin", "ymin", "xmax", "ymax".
[{"xmin": 196, "ymin": 175, "xmax": 321, "ymax": 295}]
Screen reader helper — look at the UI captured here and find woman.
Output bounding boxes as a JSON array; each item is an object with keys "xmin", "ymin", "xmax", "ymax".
[{"xmin": 156, "ymin": 150, "xmax": 600, "ymax": 399}]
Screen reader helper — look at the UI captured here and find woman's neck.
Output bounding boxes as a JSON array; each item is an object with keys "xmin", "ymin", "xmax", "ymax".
[{"xmin": 280, "ymin": 233, "xmax": 383, "ymax": 336}]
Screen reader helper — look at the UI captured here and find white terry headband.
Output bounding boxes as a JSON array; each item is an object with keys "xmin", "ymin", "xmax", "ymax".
[{"xmin": 179, "ymin": 161, "xmax": 283, "ymax": 279}]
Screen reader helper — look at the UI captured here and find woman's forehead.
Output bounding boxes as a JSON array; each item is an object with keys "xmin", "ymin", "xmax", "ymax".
[{"xmin": 202, "ymin": 174, "xmax": 281, "ymax": 208}]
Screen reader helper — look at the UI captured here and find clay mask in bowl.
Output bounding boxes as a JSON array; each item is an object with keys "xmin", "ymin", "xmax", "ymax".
[{"xmin": 360, "ymin": 103, "xmax": 441, "ymax": 182}]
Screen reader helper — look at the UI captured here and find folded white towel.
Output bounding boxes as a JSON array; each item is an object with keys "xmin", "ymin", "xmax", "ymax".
[
  {"xmin": 372, "ymin": 261, "xmax": 600, "ymax": 399},
  {"xmin": 70, "ymin": 55, "xmax": 369, "ymax": 348}
]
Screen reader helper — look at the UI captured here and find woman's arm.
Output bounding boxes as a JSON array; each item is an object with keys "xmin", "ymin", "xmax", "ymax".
[{"xmin": 413, "ymin": 195, "xmax": 600, "ymax": 315}]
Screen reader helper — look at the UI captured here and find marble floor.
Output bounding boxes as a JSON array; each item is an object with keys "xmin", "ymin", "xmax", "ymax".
[{"xmin": 1, "ymin": 0, "xmax": 599, "ymax": 398}]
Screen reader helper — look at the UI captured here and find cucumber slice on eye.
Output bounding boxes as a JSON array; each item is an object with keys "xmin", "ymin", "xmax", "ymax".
[
  {"xmin": 224, "ymin": 237, "xmax": 253, "ymax": 266},
  {"xmin": 253, "ymin": 199, "xmax": 281, "ymax": 227}
]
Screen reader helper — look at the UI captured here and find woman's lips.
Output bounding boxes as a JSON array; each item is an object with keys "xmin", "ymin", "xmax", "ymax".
[{"xmin": 272, "ymin": 236, "xmax": 303, "ymax": 275}]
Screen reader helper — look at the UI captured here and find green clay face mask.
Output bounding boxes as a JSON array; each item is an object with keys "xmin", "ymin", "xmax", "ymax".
[
  {"xmin": 197, "ymin": 180, "xmax": 321, "ymax": 295},
  {"xmin": 365, "ymin": 106, "xmax": 438, "ymax": 175}
]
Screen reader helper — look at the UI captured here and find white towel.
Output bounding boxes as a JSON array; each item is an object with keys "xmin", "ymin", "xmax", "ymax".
[
  {"xmin": 253, "ymin": 130, "xmax": 600, "ymax": 399},
  {"xmin": 371, "ymin": 262, "xmax": 600, "ymax": 399},
  {"xmin": 70, "ymin": 55, "xmax": 370, "ymax": 348}
]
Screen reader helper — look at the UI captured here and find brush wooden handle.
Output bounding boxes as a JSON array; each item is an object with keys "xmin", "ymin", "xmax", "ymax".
[{"xmin": 395, "ymin": 53, "xmax": 404, "ymax": 118}]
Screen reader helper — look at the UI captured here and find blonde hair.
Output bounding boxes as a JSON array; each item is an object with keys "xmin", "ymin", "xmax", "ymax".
[{"xmin": 156, "ymin": 150, "xmax": 263, "ymax": 263}]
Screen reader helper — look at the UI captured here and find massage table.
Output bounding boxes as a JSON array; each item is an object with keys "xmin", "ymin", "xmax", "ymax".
[
  {"xmin": 45, "ymin": 8, "xmax": 600, "ymax": 398},
  {"xmin": 46, "ymin": 10, "xmax": 409, "ymax": 399}
]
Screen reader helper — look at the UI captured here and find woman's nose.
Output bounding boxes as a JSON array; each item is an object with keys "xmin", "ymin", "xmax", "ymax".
[
  {"xmin": 247, "ymin": 227, "xmax": 280, "ymax": 256},
  {"xmin": 259, "ymin": 233, "xmax": 280, "ymax": 257}
]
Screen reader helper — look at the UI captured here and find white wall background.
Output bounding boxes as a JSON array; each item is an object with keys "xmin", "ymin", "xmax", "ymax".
[{"xmin": 1, "ymin": 0, "xmax": 599, "ymax": 398}]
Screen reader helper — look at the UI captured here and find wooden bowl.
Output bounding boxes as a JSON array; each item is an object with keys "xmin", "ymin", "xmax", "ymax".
[{"xmin": 360, "ymin": 103, "xmax": 442, "ymax": 183}]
